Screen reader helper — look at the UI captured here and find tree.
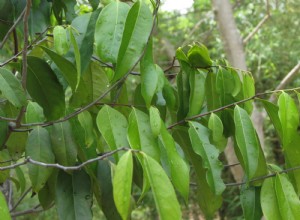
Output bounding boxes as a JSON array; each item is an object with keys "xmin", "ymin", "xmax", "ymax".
[{"xmin": 0, "ymin": 0, "xmax": 300, "ymax": 219}]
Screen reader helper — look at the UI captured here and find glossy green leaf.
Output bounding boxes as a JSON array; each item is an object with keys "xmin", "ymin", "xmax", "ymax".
[
  {"xmin": 234, "ymin": 106, "xmax": 267, "ymax": 179},
  {"xmin": 95, "ymin": 1, "xmax": 130, "ymax": 63},
  {"xmin": 27, "ymin": 56, "xmax": 65, "ymax": 120},
  {"xmin": 242, "ymin": 72, "xmax": 255, "ymax": 113},
  {"xmin": 113, "ymin": 1, "xmax": 153, "ymax": 82},
  {"xmin": 69, "ymin": 28, "xmax": 81, "ymax": 88},
  {"xmin": 41, "ymin": 46, "xmax": 78, "ymax": 92},
  {"xmin": 275, "ymin": 174, "xmax": 300, "ymax": 219},
  {"xmin": 240, "ymin": 185, "xmax": 262, "ymax": 220},
  {"xmin": 113, "ymin": 151, "xmax": 133, "ymax": 220},
  {"xmin": 143, "ymin": 154, "xmax": 182, "ymax": 220},
  {"xmin": 0, "ymin": 190, "xmax": 11, "ymax": 220},
  {"xmin": 188, "ymin": 69, "xmax": 206, "ymax": 116},
  {"xmin": 50, "ymin": 122, "xmax": 77, "ymax": 166},
  {"xmin": 216, "ymin": 67, "xmax": 235, "ymax": 105},
  {"xmin": 25, "ymin": 127, "xmax": 55, "ymax": 192},
  {"xmin": 78, "ymin": 111, "xmax": 94, "ymax": 148},
  {"xmin": 149, "ymin": 106, "xmax": 161, "ymax": 137},
  {"xmin": 162, "ymin": 78, "xmax": 176, "ymax": 111},
  {"xmin": 25, "ymin": 101, "xmax": 45, "ymax": 123},
  {"xmin": 208, "ymin": 113, "xmax": 227, "ymax": 151},
  {"xmin": 278, "ymin": 92, "xmax": 299, "ymax": 147},
  {"xmin": 0, "ymin": 68, "xmax": 26, "ymax": 107},
  {"xmin": 188, "ymin": 121, "xmax": 225, "ymax": 195},
  {"xmin": 261, "ymin": 178, "xmax": 281, "ymax": 220},
  {"xmin": 0, "ymin": 149, "xmax": 10, "ymax": 183},
  {"xmin": 205, "ymin": 71, "xmax": 220, "ymax": 111},
  {"xmin": 187, "ymin": 43, "xmax": 212, "ymax": 68},
  {"xmin": 127, "ymin": 108, "xmax": 160, "ymax": 161},
  {"xmin": 96, "ymin": 105, "xmax": 128, "ymax": 160},
  {"xmin": 56, "ymin": 170, "xmax": 92, "ymax": 220},
  {"xmin": 53, "ymin": 26, "xmax": 69, "ymax": 55},
  {"xmin": 160, "ymin": 124, "xmax": 189, "ymax": 202}
]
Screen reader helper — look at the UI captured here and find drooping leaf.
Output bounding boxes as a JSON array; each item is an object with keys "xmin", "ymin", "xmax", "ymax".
[
  {"xmin": 188, "ymin": 121, "xmax": 225, "ymax": 195},
  {"xmin": 56, "ymin": 170, "xmax": 93, "ymax": 220},
  {"xmin": 38, "ymin": 170, "xmax": 58, "ymax": 209},
  {"xmin": 25, "ymin": 127, "xmax": 55, "ymax": 192},
  {"xmin": 0, "ymin": 68, "xmax": 26, "ymax": 107},
  {"xmin": 160, "ymin": 124, "xmax": 190, "ymax": 202},
  {"xmin": 188, "ymin": 69, "xmax": 206, "ymax": 116},
  {"xmin": 113, "ymin": 1, "xmax": 153, "ymax": 82},
  {"xmin": 149, "ymin": 106, "xmax": 161, "ymax": 137},
  {"xmin": 78, "ymin": 111, "xmax": 94, "ymax": 148},
  {"xmin": 142, "ymin": 154, "xmax": 182, "ymax": 220},
  {"xmin": 50, "ymin": 122, "xmax": 77, "ymax": 167},
  {"xmin": 25, "ymin": 101, "xmax": 45, "ymax": 123},
  {"xmin": 234, "ymin": 106, "xmax": 267, "ymax": 180},
  {"xmin": 127, "ymin": 108, "xmax": 160, "ymax": 161},
  {"xmin": 113, "ymin": 151, "xmax": 133, "ymax": 220},
  {"xmin": 14, "ymin": 167, "xmax": 26, "ymax": 194},
  {"xmin": 278, "ymin": 92, "xmax": 299, "ymax": 147},
  {"xmin": 208, "ymin": 113, "xmax": 227, "ymax": 151},
  {"xmin": 240, "ymin": 185, "xmax": 262, "ymax": 220},
  {"xmin": 187, "ymin": 43, "xmax": 212, "ymax": 68},
  {"xmin": 69, "ymin": 28, "xmax": 81, "ymax": 88},
  {"xmin": 95, "ymin": 1, "xmax": 130, "ymax": 63},
  {"xmin": 96, "ymin": 105, "xmax": 128, "ymax": 161},
  {"xmin": 205, "ymin": 71, "xmax": 221, "ymax": 111},
  {"xmin": 53, "ymin": 26, "xmax": 70, "ymax": 55},
  {"xmin": 242, "ymin": 72, "xmax": 255, "ymax": 113},
  {"xmin": 0, "ymin": 190, "xmax": 11, "ymax": 220},
  {"xmin": 27, "ymin": 56, "xmax": 65, "ymax": 120},
  {"xmin": 216, "ymin": 67, "xmax": 235, "ymax": 106}
]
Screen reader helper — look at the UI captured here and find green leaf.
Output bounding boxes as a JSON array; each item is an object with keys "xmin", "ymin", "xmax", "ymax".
[
  {"xmin": 113, "ymin": 1, "xmax": 153, "ymax": 82},
  {"xmin": 0, "ymin": 68, "xmax": 26, "ymax": 107},
  {"xmin": 242, "ymin": 72, "xmax": 255, "ymax": 113},
  {"xmin": 95, "ymin": 1, "xmax": 130, "ymax": 63},
  {"xmin": 216, "ymin": 67, "xmax": 235, "ymax": 106},
  {"xmin": 38, "ymin": 170, "xmax": 57, "ymax": 209},
  {"xmin": 0, "ymin": 149, "xmax": 10, "ymax": 183},
  {"xmin": 188, "ymin": 121, "xmax": 225, "ymax": 195},
  {"xmin": 41, "ymin": 46, "xmax": 77, "ymax": 92},
  {"xmin": 56, "ymin": 170, "xmax": 93, "ymax": 220},
  {"xmin": 240, "ymin": 185, "xmax": 262, "ymax": 220},
  {"xmin": 25, "ymin": 127, "xmax": 55, "ymax": 192},
  {"xmin": 208, "ymin": 113, "xmax": 227, "ymax": 151},
  {"xmin": 27, "ymin": 56, "xmax": 65, "ymax": 120},
  {"xmin": 14, "ymin": 167, "xmax": 26, "ymax": 194},
  {"xmin": 275, "ymin": 174, "xmax": 300, "ymax": 219},
  {"xmin": 7, "ymin": 132, "xmax": 27, "ymax": 160},
  {"xmin": 127, "ymin": 108, "xmax": 160, "ymax": 161},
  {"xmin": 143, "ymin": 154, "xmax": 182, "ymax": 220},
  {"xmin": 53, "ymin": 26, "xmax": 70, "ymax": 55},
  {"xmin": 261, "ymin": 178, "xmax": 281, "ymax": 220},
  {"xmin": 113, "ymin": 151, "xmax": 133, "ymax": 220},
  {"xmin": 96, "ymin": 105, "xmax": 128, "ymax": 160},
  {"xmin": 188, "ymin": 69, "xmax": 206, "ymax": 116},
  {"xmin": 0, "ymin": 190, "xmax": 11, "ymax": 220},
  {"xmin": 205, "ymin": 71, "xmax": 221, "ymax": 111},
  {"xmin": 234, "ymin": 106, "xmax": 267, "ymax": 180},
  {"xmin": 69, "ymin": 28, "xmax": 81, "ymax": 88},
  {"xmin": 50, "ymin": 122, "xmax": 78, "ymax": 166},
  {"xmin": 0, "ymin": 109, "xmax": 8, "ymax": 147},
  {"xmin": 149, "ymin": 106, "xmax": 161, "ymax": 137},
  {"xmin": 78, "ymin": 111, "xmax": 94, "ymax": 148},
  {"xmin": 187, "ymin": 43, "xmax": 212, "ymax": 68},
  {"xmin": 278, "ymin": 92, "xmax": 299, "ymax": 147},
  {"xmin": 160, "ymin": 124, "xmax": 190, "ymax": 202},
  {"xmin": 25, "ymin": 101, "xmax": 45, "ymax": 123}
]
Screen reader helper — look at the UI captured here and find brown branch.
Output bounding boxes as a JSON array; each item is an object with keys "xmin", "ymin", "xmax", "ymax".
[
  {"xmin": 10, "ymin": 187, "xmax": 32, "ymax": 212},
  {"xmin": 0, "ymin": 8, "xmax": 26, "ymax": 49}
]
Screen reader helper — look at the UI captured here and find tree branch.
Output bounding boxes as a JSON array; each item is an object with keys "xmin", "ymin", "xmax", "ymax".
[{"xmin": 10, "ymin": 187, "xmax": 32, "ymax": 212}]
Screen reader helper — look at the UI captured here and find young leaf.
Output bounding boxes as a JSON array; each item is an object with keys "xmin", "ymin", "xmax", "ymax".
[
  {"xmin": 25, "ymin": 127, "xmax": 55, "ymax": 192},
  {"xmin": 188, "ymin": 121, "xmax": 225, "ymax": 195},
  {"xmin": 187, "ymin": 43, "xmax": 212, "ymax": 68},
  {"xmin": 95, "ymin": 1, "xmax": 130, "ymax": 63},
  {"xmin": 261, "ymin": 178, "xmax": 281, "ymax": 220},
  {"xmin": 208, "ymin": 113, "xmax": 227, "ymax": 151},
  {"xmin": 143, "ymin": 154, "xmax": 182, "ymax": 220},
  {"xmin": 127, "ymin": 108, "xmax": 160, "ymax": 161},
  {"xmin": 278, "ymin": 92, "xmax": 299, "ymax": 147},
  {"xmin": 113, "ymin": 1, "xmax": 153, "ymax": 82},
  {"xmin": 160, "ymin": 124, "xmax": 190, "ymax": 202},
  {"xmin": 56, "ymin": 170, "xmax": 93, "ymax": 220},
  {"xmin": 27, "ymin": 56, "xmax": 65, "ymax": 121},
  {"xmin": 234, "ymin": 105, "xmax": 267, "ymax": 179},
  {"xmin": 188, "ymin": 69, "xmax": 206, "ymax": 116},
  {"xmin": 113, "ymin": 151, "xmax": 133, "ymax": 220},
  {"xmin": 240, "ymin": 185, "xmax": 262, "ymax": 220},
  {"xmin": 0, "ymin": 68, "xmax": 26, "ymax": 107},
  {"xmin": 50, "ymin": 122, "xmax": 78, "ymax": 166},
  {"xmin": 53, "ymin": 26, "xmax": 69, "ymax": 55},
  {"xmin": 149, "ymin": 106, "xmax": 161, "ymax": 137},
  {"xmin": 0, "ymin": 191, "xmax": 11, "ymax": 220},
  {"xmin": 96, "ymin": 105, "xmax": 128, "ymax": 160}
]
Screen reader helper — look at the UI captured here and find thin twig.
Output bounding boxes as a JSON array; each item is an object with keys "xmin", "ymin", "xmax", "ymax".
[
  {"xmin": 11, "ymin": 204, "xmax": 46, "ymax": 218},
  {"xmin": 224, "ymin": 162, "xmax": 240, "ymax": 168},
  {"xmin": 10, "ymin": 187, "xmax": 32, "ymax": 212}
]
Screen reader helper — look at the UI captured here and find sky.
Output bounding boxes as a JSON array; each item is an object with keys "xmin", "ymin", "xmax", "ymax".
[{"xmin": 161, "ymin": 0, "xmax": 194, "ymax": 13}]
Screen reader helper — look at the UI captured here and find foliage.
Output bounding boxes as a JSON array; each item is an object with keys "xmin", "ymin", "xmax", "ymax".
[{"xmin": 0, "ymin": 0, "xmax": 300, "ymax": 220}]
